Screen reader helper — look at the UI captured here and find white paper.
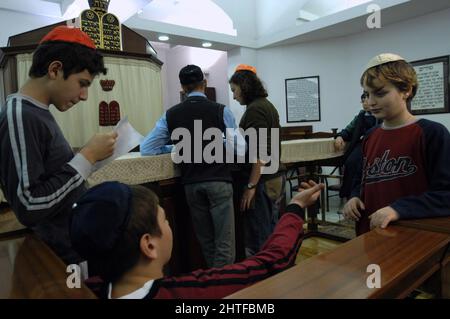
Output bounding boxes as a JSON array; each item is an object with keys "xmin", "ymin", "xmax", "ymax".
[{"xmin": 94, "ymin": 116, "xmax": 144, "ymax": 170}]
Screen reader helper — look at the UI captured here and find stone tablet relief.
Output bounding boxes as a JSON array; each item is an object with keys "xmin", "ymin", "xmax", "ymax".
[
  {"xmin": 101, "ymin": 13, "xmax": 122, "ymax": 51},
  {"xmin": 80, "ymin": 9, "xmax": 101, "ymax": 48}
]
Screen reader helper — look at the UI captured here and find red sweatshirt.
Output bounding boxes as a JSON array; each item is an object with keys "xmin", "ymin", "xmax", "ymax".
[
  {"xmin": 145, "ymin": 211, "xmax": 304, "ymax": 299},
  {"xmin": 351, "ymin": 119, "xmax": 450, "ymax": 235}
]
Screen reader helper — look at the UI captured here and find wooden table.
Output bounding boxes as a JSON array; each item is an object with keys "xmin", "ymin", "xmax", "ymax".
[
  {"xmin": 226, "ymin": 226, "xmax": 450, "ymax": 299},
  {"xmin": 0, "ymin": 234, "xmax": 96, "ymax": 299},
  {"xmin": 395, "ymin": 217, "xmax": 450, "ymax": 298},
  {"xmin": 395, "ymin": 217, "xmax": 450, "ymax": 235}
]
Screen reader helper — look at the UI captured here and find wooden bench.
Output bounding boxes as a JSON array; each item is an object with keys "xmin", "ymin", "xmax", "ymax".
[
  {"xmin": 0, "ymin": 234, "xmax": 96, "ymax": 299},
  {"xmin": 226, "ymin": 225, "xmax": 450, "ymax": 298}
]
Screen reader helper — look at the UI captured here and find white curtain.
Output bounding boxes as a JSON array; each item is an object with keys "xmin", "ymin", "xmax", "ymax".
[{"xmin": 17, "ymin": 54, "xmax": 163, "ymax": 147}]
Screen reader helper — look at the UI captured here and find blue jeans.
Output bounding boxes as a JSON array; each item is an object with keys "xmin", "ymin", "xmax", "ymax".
[{"xmin": 184, "ymin": 181, "xmax": 235, "ymax": 268}]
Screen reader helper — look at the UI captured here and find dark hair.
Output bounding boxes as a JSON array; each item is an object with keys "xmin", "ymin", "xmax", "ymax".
[
  {"xmin": 229, "ymin": 70, "xmax": 268, "ymax": 105},
  {"xmin": 29, "ymin": 41, "xmax": 107, "ymax": 79},
  {"xmin": 91, "ymin": 185, "xmax": 161, "ymax": 283},
  {"xmin": 360, "ymin": 60, "xmax": 418, "ymax": 105}
]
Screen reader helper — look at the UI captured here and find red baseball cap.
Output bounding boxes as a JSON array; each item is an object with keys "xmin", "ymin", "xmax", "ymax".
[
  {"xmin": 235, "ymin": 64, "xmax": 257, "ymax": 74},
  {"xmin": 39, "ymin": 26, "xmax": 96, "ymax": 49}
]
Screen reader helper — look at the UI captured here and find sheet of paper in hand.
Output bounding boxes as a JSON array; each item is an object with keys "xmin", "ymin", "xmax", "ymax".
[{"xmin": 94, "ymin": 116, "xmax": 144, "ymax": 170}]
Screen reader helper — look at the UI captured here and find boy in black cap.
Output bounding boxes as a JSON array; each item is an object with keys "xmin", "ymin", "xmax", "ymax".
[
  {"xmin": 70, "ymin": 180, "xmax": 323, "ymax": 299},
  {"xmin": 0, "ymin": 26, "xmax": 117, "ymax": 263},
  {"xmin": 140, "ymin": 64, "xmax": 245, "ymax": 268}
]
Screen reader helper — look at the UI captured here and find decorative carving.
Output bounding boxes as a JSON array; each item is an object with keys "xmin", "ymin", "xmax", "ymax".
[
  {"xmin": 81, "ymin": 0, "xmax": 122, "ymax": 51},
  {"xmin": 99, "ymin": 101, "xmax": 109, "ymax": 126},
  {"xmin": 80, "ymin": 9, "xmax": 101, "ymax": 48},
  {"xmin": 99, "ymin": 100, "xmax": 121, "ymax": 126},
  {"xmin": 101, "ymin": 13, "xmax": 121, "ymax": 51},
  {"xmin": 88, "ymin": 0, "xmax": 110, "ymax": 14},
  {"xmin": 100, "ymin": 79, "xmax": 115, "ymax": 92},
  {"xmin": 109, "ymin": 101, "xmax": 121, "ymax": 125}
]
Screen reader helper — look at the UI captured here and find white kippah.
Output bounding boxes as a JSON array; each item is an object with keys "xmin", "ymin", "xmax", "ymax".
[{"xmin": 365, "ymin": 53, "xmax": 406, "ymax": 71}]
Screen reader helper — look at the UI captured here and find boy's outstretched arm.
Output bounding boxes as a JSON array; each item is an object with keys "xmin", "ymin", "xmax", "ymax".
[{"xmin": 149, "ymin": 182, "xmax": 324, "ymax": 299}]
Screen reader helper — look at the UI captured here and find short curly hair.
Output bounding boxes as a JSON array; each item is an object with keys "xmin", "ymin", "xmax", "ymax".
[
  {"xmin": 229, "ymin": 70, "xmax": 268, "ymax": 105},
  {"xmin": 29, "ymin": 41, "xmax": 107, "ymax": 79},
  {"xmin": 360, "ymin": 60, "xmax": 418, "ymax": 105}
]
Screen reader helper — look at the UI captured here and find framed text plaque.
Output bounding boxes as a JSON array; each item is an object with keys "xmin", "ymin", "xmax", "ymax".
[
  {"xmin": 285, "ymin": 76, "xmax": 321, "ymax": 122},
  {"xmin": 410, "ymin": 56, "xmax": 449, "ymax": 115}
]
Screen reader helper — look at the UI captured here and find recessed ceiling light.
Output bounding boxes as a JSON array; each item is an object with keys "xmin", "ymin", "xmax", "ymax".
[
  {"xmin": 158, "ymin": 35, "xmax": 170, "ymax": 41},
  {"xmin": 202, "ymin": 42, "xmax": 212, "ymax": 48}
]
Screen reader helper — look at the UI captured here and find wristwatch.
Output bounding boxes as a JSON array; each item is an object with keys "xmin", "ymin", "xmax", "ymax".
[{"xmin": 246, "ymin": 182, "xmax": 256, "ymax": 190}]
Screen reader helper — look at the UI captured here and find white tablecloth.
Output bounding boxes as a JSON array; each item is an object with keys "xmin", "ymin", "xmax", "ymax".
[
  {"xmin": 280, "ymin": 138, "xmax": 343, "ymax": 163},
  {"xmin": 88, "ymin": 138, "xmax": 343, "ymax": 186}
]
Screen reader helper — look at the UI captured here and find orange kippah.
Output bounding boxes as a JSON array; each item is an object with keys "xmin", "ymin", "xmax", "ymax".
[
  {"xmin": 235, "ymin": 64, "xmax": 257, "ymax": 74},
  {"xmin": 39, "ymin": 26, "xmax": 96, "ymax": 49}
]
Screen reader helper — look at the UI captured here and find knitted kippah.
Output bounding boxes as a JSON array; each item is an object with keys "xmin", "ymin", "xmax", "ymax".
[{"xmin": 365, "ymin": 53, "xmax": 405, "ymax": 71}]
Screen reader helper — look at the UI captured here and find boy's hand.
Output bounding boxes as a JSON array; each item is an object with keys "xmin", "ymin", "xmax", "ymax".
[
  {"xmin": 369, "ymin": 206, "xmax": 399, "ymax": 229},
  {"xmin": 334, "ymin": 136, "xmax": 346, "ymax": 151},
  {"xmin": 80, "ymin": 132, "xmax": 118, "ymax": 164},
  {"xmin": 343, "ymin": 197, "xmax": 364, "ymax": 221},
  {"xmin": 289, "ymin": 180, "xmax": 325, "ymax": 208}
]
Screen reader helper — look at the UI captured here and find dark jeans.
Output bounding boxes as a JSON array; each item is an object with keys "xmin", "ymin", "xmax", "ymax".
[
  {"xmin": 184, "ymin": 181, "xmax": 235, "ymax": 268},
  {"xmin": 241, "ymin": 175, "xmax": 285, "ymax": 257},
  {"xmin": 340, "ymin": 143, "xmax": 363, "ymax": 199}
]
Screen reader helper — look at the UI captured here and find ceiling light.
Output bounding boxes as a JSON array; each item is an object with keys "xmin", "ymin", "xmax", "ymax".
[
  {"xmin": 158, "ymin": 35, "xmax": 170, "ymax": 41},
  {"xmin": 202, "ymin": 42, "xmax": 212, "ymax": 48}
]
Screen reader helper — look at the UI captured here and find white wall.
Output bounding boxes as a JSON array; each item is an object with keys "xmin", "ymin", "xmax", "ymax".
[
  {"xmin": 214, "ymin": 0, "xmax": 257, "ymax": 41},
  {"xmin": 256, "ymin": 0, "xmax": 309, "ymax": 39},
  {"xmin": 154, "ymin": 44, "xmax": 229, "ymax": 111},
  {"xmin": 256, "ymin": 8, "xmax": 450, "ymax": 132},
  {"xmin": 0, "ymin": 10, "xmax": 59, "ymax": 47}
]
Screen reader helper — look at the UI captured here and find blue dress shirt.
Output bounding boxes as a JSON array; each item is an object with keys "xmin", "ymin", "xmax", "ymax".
[{"xmin": 140, "ymin": 92, "xmax": 246, "ymax": 156}]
